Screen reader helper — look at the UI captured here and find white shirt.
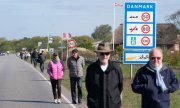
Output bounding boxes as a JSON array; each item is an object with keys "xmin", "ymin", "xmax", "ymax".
[{"xmin": 100, "ymin": 64, "xmax": 108, "ymax": 72}]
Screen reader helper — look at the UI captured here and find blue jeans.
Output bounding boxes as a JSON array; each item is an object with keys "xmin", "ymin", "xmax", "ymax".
[
  {"xmin": 70, "ymin": 77, "xmax": 82, "ymax": 103},
  {"xmin": 32, "ymin": 58, "xmax": 37, "ymax": 68}
]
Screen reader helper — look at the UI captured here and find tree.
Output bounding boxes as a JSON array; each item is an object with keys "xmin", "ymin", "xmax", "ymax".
[
  {"xmin": 0, "ymin": 37, "xmax": 6, "ymax": 46},
  {"xmin": 165, "ymin": 9, "xmax": 180, "ymax": 28},
  {"xmin": 114, "ymin": 45, "xmax": 123, "ymax": 61},
  {"xmin": 0, "ymin": 41, "xmax": 13, "ymax": 51},
  {"xmin": 114, "ymin": 24, "xmax": 123, "ymax": 45},
  {"xmin": 91, "ymin": 24, "xmax": 112, "ymax": 42},
  {"xmin": 73, "ymin": 35, "xmax": 94, "ymax": 50}
]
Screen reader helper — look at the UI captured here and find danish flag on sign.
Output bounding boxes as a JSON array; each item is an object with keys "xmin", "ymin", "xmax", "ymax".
[
  {"xmin": 68, "ymin": 33, "xmax": 72, "ymax": 38},
  {"xmin": 62, "ymin": 32, "xmax": 72, "ymax": 40},
  {"xmin": 114, "ymin": 2, "xmax": 123, "ymax": 7},
  {"xmin": 62, "ymin": 32, "xmax": 66, "ymax": 39}
]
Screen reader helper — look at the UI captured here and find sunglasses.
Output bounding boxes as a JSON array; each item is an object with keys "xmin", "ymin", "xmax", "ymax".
[
  {"xmin": 151, "ymin": 57, "xmax": 161, "ymax": 60},
  {"xmin": 100, "ymin": 52, "xmax": 110, "ymax": 56}
]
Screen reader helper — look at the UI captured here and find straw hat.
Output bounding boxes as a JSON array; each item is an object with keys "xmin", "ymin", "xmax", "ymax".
[{"xmin": 95, "ymin": 43, "xmax": 113, "ymax": 53}]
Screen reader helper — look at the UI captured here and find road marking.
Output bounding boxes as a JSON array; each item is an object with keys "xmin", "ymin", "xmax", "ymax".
[{"xmin": 24, "ymin": 61, "xmax": 77, "ymax": 108}]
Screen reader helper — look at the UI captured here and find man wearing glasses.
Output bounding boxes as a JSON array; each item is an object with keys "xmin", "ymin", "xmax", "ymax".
[
  {"xmin": 85, "ymin": 43, "xmax": 123, "ymax": 108},
  {"xmin": 131, "ymin": 48, "xmax": 179, "ymax": 108}
]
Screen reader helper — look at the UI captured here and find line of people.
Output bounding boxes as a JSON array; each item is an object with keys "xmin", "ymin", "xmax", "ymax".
[
  {"xmin": 47, "ymin": 49, "xmax": 85, "ymax": 104},
  {"xmin": 32, "ymin": 43, "xmax": 179, "ymax": 108},
  {"xmin": 31, "ymin": 48, "xmax": 46, "ymax": 72}
]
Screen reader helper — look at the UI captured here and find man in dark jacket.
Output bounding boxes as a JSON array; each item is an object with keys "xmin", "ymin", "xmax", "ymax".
[
  {"xmin": 131, "ymin": 48, "xmax": 179, "ymax": 108},
  {"xmin": 85, "ymin": 43, "xmax": 123, "ymax": 108},
  {"xmin": 38, "ymin": 50, "xmax": 46, "ymax": 72},
  {"xmin": 31, "ymin": 48, "xmax": 39, "ymax": 68}
]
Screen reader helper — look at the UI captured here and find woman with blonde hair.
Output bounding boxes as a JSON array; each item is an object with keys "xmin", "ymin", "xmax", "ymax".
[{"xmin": 47, "ymin": 53, "xmax": 64, "ymax": 104}]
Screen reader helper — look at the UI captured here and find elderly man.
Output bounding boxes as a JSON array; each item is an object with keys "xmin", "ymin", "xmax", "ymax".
[
  {"xmin": 85, "ymin": 43, "xmax": 123, "ymax": 108},
  {"xmin": 131, "ymin": 48, "xmax": 179, "ymax": 108}
]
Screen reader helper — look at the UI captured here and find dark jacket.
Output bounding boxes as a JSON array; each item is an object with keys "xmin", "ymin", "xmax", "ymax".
[
  {"xmin": 31, "ymin": 51, "xmax": 38, "ymax": 59},
  {"xmin": 38, "ymin": 53, "xmax": 46, "ymax": 63},
  {"xmin": 131, "ymin": 62, "xmax": 179, "ymax": 108},
  {"xmin": 85, "ymin": 60, "xmax": 123, "ymax": 108}
]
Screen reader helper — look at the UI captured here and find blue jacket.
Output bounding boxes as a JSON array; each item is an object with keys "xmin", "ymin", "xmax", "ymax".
[{"xmin": 131, "ymin": 62, "xmax": 179, "ymax": 108}]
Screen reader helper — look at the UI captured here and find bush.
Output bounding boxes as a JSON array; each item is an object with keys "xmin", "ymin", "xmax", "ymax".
[{"xmin": 163, "ymin": 50, "xmax": 180, "ymax": 66}]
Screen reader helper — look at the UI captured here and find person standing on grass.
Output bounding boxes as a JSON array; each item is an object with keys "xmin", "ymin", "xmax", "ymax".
[
  {"xmin": 67, "ymin": 49, "xmax": 85, "ymax": 104},
  {"xmin": 85, "ymin": 43, "xmax": 123, "ymax": 108},
  {"xmin": 47, "ymin": 53, "xmax": 64, "ymax": 104},
  {"xmin": 131, "ymin": 48, "xmax": 179, "ymax": 108}
]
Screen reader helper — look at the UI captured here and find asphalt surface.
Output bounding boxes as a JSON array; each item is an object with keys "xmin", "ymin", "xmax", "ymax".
[{"xmin": 0, "ymin": 54, "xmax": 87, "ymax": 108}]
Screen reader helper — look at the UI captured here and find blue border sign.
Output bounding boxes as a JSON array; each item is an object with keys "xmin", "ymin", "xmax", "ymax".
[{"xmin": 123, "ymin": 2, "xmax": 156, "ymax": 49}]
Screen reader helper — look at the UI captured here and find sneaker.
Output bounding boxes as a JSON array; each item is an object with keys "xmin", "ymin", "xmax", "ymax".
[
  {"xmin": 58, "ymin": 99, "xmax": 61, "ymax": 103},
  {"xmin": 54, "ymin": 99, "xmax": 58, "ymax": 104}
]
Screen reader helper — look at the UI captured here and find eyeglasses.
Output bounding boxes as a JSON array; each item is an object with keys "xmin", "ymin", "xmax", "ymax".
[
  {"xmin": 100, "ymin": 52, "xmax": 110, "ymax": 56},
  {"xmin": 151, "ymin": 57, "xmax": 161, "ymax": 60}
]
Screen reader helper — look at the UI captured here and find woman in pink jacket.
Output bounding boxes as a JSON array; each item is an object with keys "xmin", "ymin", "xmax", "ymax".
[{"xmin": 47, "ymin": 53, "xmax": 64, "ymax": 104}]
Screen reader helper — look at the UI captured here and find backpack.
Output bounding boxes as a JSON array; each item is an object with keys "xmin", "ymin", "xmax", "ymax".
[{"xmin": 38, "ymin": 53, "xmax": 45, "ymax": 63}]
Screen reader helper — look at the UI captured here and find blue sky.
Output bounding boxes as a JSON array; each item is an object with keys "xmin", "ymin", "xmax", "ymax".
[{"xmin": 0, "ymin": 0, "xmax": 179, "ymax": 40}]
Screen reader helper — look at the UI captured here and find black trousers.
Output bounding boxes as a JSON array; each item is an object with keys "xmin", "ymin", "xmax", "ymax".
[
  {"xmin": 39, "ymin": 62, "xmax": 44, "ymax": 72},
  {"xmin": 50, "ymin": 79, "xmax": 62, "ymax": 99},
  {"xmin": 70, "ymin": 77, "xmax": 82, "ymax": 103}
]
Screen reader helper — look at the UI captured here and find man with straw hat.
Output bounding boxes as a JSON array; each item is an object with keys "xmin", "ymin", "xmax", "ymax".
[{"xmin": 85, "ymin": 43, "xmax": 123, "ymax": 108}]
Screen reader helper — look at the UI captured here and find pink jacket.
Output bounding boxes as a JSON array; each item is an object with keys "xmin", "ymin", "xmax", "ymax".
[{"xmin": 47, "ymin": 60, "xmax": 64, "ymax": 80}]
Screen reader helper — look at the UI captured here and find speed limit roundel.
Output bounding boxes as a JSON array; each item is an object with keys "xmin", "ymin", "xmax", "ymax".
[
  {"xmin": 141, "ymin": 36, "xmax": 150, "ymax": 46},
  {"xmin": 68, "ymin": 39, "xmax": 77, "ymax": 48}
]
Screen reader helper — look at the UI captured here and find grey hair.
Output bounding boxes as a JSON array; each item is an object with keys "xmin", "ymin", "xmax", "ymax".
[{"xmin": 149, "ymin": 47, "xmax": 163, "ymax": 57}]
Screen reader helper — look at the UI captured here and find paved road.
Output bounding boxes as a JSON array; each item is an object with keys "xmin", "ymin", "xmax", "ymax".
[{"xmin": 0, "ymin": 55, "xmax": 87, "ymax": 108}]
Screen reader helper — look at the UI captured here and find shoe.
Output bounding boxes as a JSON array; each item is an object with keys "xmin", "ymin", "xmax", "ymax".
[
  {"xmin": 78, "ymin": 100, "xmax": 82, "ymax": 104},
  {"xmin": 58, "ymin": 99, "xmax": 61, "ymax": 103},
  {"xmin": 72, "ymin": 101, "xmax": 77, "ymax": 104},
  {"xmin": 54, "ymin": 99, "xmax": 58, "ymax": 104},
  {"xmin": 78, "ymin": 102, "xmax": 82, "ymax": 105}
]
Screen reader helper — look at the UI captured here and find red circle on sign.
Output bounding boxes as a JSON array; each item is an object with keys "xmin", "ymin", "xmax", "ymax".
[
  {"xmin": 141, "ymin": 12, "xmax": 150, "ymax": 22},
  {"xmin": 141, "ymin": 36, "xmax": 150, "ymax": 46},
  {"xmin": 68, "ymin": 39, "xmax": 77, "ymax": 48},
  {"xmin": 141, "ymin": 25, "xmax": 150, "ymax": 34}
]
